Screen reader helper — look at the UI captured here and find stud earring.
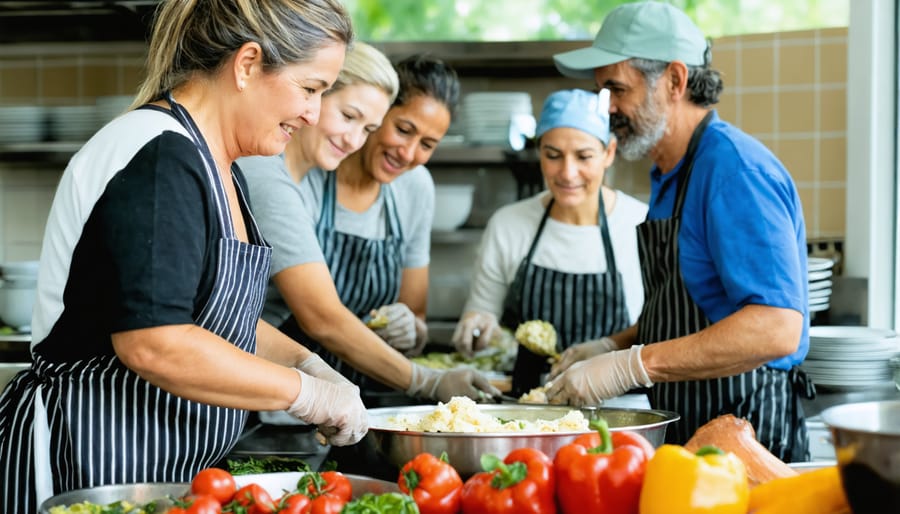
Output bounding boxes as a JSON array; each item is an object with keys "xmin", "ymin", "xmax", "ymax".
[{"xmin": 239, "ymin": 81, "xmax": 246, "ymax": 91}]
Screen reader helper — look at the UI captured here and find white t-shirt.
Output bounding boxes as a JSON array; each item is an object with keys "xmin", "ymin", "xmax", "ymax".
[{"xmin": 464, "ymin": 190, "xmax": 648, "ymax": 325}]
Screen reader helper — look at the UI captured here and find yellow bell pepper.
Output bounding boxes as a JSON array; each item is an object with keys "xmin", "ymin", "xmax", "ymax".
[
  {"xmin": 639, "ymin": 444, "xmax": 749, "ymax": 514},
  {"xmin": 748, "ymin": 465, "xmax": 851, "ymax": 514}
]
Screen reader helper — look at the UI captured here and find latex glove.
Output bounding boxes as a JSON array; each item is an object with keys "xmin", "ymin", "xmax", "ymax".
[
  {"xmin": 295, "ymin": 353, "xmax": 354, "ymax": 388},
  {"xmin": 451, "ymin": 311, "xmax": 501, "ymax": 358},
  {"xmin": 550, "ymin": 337, "xmax": 619, "ymax": 379},
  {"xmin": 372, "ymin": 303, "xmax": 417, "ymax": 353},
  {"xmin": 406, "ymin": 363, "xmax": 501, "ymax": 403},
  {"xmin": 287, "ymin": 369, "xmax": 368, "ymax": 446},
  {"xmin": 404, "ymin": 316, "xmax": 428, "ymax": 358},
  {"xmin": 545, "ymin": 345, "xmax": 652, "ymax": 407}
]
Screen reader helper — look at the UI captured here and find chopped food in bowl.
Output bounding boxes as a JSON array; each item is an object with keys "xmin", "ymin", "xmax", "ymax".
[{"xmin": 385, "ymin": 396, "xmax": 588, "ymax": 433}]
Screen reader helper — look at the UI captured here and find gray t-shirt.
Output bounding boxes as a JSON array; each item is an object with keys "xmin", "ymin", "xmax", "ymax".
[{"xmin": 240, "ymin": 155, "xmax": 434, "ymax": 325}]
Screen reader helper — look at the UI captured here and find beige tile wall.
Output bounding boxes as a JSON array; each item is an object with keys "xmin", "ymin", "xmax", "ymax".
[
  {"xmin": 0, "ymin": 30, "xmax": 848, "ymax": 262},
  {"xmin": 712, "ymin": 28, "xmax": 848, "ymax": 241},
  {"xmin": 0, "ymin": 44, "xmax": 145, "ymax": 262}
]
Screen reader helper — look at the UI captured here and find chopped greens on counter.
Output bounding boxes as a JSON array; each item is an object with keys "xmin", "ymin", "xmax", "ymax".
[{"xmin": 226, "ymin": 455, "xmax": 312, "ymax": 475}]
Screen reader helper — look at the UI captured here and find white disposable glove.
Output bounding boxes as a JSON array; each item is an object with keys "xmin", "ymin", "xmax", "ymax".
[
  {"xmin": 545, "ymin": 345, "xmax": 653, "ymax": 407},
  {"xmin": 372, "ymin": 303, "xmax": 417, "ymax": 353},
  {"xmin": 406, "ymin": 316, "xmax": 428, "ymax": 357},
  {"xmin": 296, "ymin": 354, "xmax": 354, "ymax": 388},
  {"xmin": 406, "ymin": 363, "xmax": 501, "ymax": 403},
  {"xmin": 287, "ymin": 369, "xmax": 368, "ymax": 446},
  {"xmin": 550, "ymin": 337, "xmax": 619, "ymax": 378},
  {"xmin": 451, "ymin": 311, "xmax": 501, "ymax": 358}
]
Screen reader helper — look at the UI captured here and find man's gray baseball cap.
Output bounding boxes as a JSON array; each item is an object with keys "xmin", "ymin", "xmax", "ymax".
[{"xmin": 554, "ymin": 1, "xmax": 709, "ymax": 79}]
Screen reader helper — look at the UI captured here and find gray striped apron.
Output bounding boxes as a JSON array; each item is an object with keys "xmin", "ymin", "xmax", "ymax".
[
  {"xmin": 635, "ymin": 111, "xmax": 813, "ymax": 462},
  {"xmin": 501, "ymin": 196, "xmax": 630, "ymax": 397},
  {"xmin": 0, "ymin": 93, "xmax": 272, "ymax": 513},
  {"xmin": 282, "ymin": 172, "xmax": 403, "ymax": 393}
]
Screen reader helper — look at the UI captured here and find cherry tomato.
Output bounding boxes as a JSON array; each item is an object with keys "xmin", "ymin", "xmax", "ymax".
[
  {"xmin": 278, "ymin": 493, "xmax": 312, "ymax": 514},
  {"xmin": 233, "ymin": 483, "xmax": 276, "ymax": 514},
  {"xmin": 304, "ymin": 471, "xmax": 351, "ymax": 502},
  {"xmin": 309, "ymin": 494, "xmax": 347, "ymax": 514},
  {"xmin": 184, "ymin": 494, "xmax": 222, "ymax": 514},
  {"xmin": 190, "ymin": 467, "xmax": 237, "ymax": 505}
]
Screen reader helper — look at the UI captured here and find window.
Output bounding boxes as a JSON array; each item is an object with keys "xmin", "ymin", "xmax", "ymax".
[{"xmin": 346, "ymin": 0, "xmax": 849, "ymax": 41}]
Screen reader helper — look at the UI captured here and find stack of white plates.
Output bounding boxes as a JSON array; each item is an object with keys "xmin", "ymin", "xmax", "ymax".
[
  {"xmin": 0, "ymin": 105, "xmax": 47, "ymax": 143},
  {"xmin": 461, "ymin": 92, "xmax": 532, "ymax": 146},
  {"xmin": 95, "ymin": 95, "xmax": 134, "ymax": 126},
  {"xmin": 48, "ymin": 105, "xmax": 100, "ymax": 142},
  {"xmin": 801, "ymin": 326, "xmax": 900, "ymax": 391},
  {"xmin": 808, "ymin": 257, "xmax": 834, "ymax": 313}
]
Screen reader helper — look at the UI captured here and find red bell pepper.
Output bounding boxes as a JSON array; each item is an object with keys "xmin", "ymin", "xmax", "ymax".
[
  {"xmin": 398, "ymin": 451, "xmax": 463, "ymax": 514},
  {"xmin": 460, "ymin": 447, "xmax": 556, "ymax": 514},
  {"xmin": 553, "ymin": 418, "xmax": 655, "ymax": 514}
]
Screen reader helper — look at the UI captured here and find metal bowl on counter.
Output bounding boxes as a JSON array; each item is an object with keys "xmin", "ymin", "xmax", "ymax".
[
  {"xmin": 364, "ymin": 404, "xmax": 679, "ymax": 478},
  {"xmin": 821, "ymin": 400, "xmax": 900, "ymax": 514},
  {"xmin": 39, "ymin": 482, "xmax": 190, "ymax": 513}
]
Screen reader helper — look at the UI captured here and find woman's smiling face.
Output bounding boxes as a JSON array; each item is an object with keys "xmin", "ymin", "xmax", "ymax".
[
  {"xmin": 357, "ymin": 94, "xmax": 452, "ymax": 183},
  {"xmin": 539, "ymin": 126, "xmax": 615, "ymax": 209},
  {"xmin": 299, "ymin": 83, "xmax": 393, "ymax": 171}
]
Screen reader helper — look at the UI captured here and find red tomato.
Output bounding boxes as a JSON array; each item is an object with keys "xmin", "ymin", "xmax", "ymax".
[
  {"xmin": 165, "ymin": 509, "xmax": 187, "ymax": 514},
  {"xmin": 233, "ymin": 483, "xmax": 276, "ymax": 514},
  {"xmin": 278, "ymin": 493, "xmax": 312, "ymax": 514},
  {"xmin": 184, "ymin": 494, "xmax": 222, "ymax": 514},
  {"xmin": 190, "ymin": 468, "xmax": 237, "ymax": 505},
  {"xmin": 304, "ymin": 471, "xmax": 351, "ymax": 502},
  {"xmin": 308, "ymin": 494, "xmax": 347, "ymax": 514}
]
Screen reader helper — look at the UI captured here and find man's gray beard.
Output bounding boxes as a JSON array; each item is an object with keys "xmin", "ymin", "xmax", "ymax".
[{"xmin": 615, "ymin": 97, "xmax": 668, "ymax": 162}]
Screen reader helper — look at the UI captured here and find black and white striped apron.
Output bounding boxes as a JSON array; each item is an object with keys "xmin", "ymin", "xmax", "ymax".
[
  {"xmin": 282, "ymin": 172, "xmax": 403, "ymax": 392},
  {"xmin": 0, "ymin": 93, "xmax": 272, "ymax": 513},
  {"xmin": 635, "ymin": 111, "xmax": 813, "ymax": 462},
  {"xmin": 501, "ymin": 196, "xmax": 630, "ymax": 397}
]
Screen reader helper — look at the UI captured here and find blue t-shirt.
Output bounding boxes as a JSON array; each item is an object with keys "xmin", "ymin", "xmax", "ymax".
[{"xmin": 647, "ymin": 111, "xmax": 809, "ymax": 369}]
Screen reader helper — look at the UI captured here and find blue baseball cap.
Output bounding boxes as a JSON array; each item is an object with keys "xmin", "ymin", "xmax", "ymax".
[
  {"xmin": 554, "ymin": 1, "xmax": 709, "ymax": 79},
  {"xmin": 535, "ymin": 88, "xmax": 611, "ymax": 145}
]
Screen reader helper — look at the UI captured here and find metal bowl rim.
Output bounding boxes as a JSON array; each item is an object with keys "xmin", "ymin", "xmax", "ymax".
[
  {"xmin": 367, "ymin": 404, "xmax": 680, "ymax": 435},
  {"xmin": 820, "ymin": 400, "xmax": 900, "ymax": 436},
  {"xmin": 39, "ymin": 482, "xmax": 191, "ymax": 511}
]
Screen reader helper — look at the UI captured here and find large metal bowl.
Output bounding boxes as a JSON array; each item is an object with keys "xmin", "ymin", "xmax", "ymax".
[
  {"xmin": 39, "ymin": 482, "xmax": 190, "ymax": 513},
  {"xmin": 365, "ymin": 404, "xmax": 679, "ymax": 477},
  {"xmin": 821, "ymin": 400, "xmax": 900, "ymax": 514}
]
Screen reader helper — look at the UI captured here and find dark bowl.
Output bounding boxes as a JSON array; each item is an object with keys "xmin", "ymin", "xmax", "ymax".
[{"xmin": 821, "ymin": 400, "xmax": 900, "ymax": 514}]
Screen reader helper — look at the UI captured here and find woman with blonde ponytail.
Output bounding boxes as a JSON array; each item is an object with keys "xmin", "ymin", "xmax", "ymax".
[{"xmin": 0, "ymin": 2, "xmax": 366, "ymax": 512}]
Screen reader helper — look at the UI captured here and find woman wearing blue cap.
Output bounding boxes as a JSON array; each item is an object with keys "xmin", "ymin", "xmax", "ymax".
[{"xmin": 452, "ymin": 88, "xmax": 647, "ymax": 395}]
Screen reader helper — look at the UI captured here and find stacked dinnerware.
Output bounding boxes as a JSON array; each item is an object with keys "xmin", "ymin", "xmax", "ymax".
[
  {"xmin": 95, "ymin": 95, "xmax": 134, "ymax": 126},
  {"xmin": 48, "ymin": 104, "xmax": 100, "ymax": 142},
  {"xmin": 808, "ymin": 257, "xmax": 835, "ymax": 314},
  {"xmin": 0, "ymin": 105, "xmax": 47, "ymax": 143},
  {"xmin": 461, "ymin": 92, "xmax": 532, "ymax": 146},
  {"xmin": 801, "ymin": 326, "xmax": 900, "ymax": 391}
]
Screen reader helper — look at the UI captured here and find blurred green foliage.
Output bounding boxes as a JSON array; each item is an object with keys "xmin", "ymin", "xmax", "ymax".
[{"xmin": 344, "ymin": 0, "xmax": 849, "ymax": 41}]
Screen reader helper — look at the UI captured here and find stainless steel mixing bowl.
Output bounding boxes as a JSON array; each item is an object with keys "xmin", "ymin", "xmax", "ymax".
[
  {"xmin": 365, "ymin": 404, "xmax": 679, "ymax": 477},
  {"xmin": 40, "ymin": 482, "xmax": 190, "ymax": 513},
  {"xmin": 821, "ymin": 400, "xmax": 900, "ymax": 514}
]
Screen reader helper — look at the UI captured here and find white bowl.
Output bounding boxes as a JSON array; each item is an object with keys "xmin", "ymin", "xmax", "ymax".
[
  {"xmin": 0, "ymin": 283, "xmax": 35, "ymax": 331},
  {"xmin": 0, "ymin": 260, "xmax": 38, "ymax": 278},
  {"xmin": 433, "ymin": 184, "xmax": 474, "ymax": 231}
]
